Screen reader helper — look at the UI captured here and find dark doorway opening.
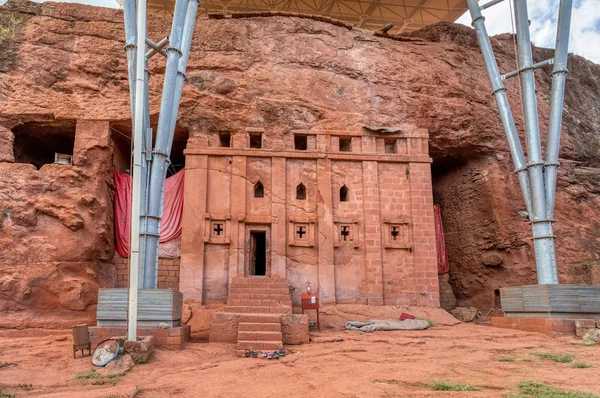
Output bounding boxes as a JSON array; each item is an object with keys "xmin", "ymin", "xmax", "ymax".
[
  {"xmin": 249, "ymin": 231, "xmax": 267, "ymax": 276},
  {"xmin": 12, "ymin": 120, "xmax": 76, "ymax": 169}
]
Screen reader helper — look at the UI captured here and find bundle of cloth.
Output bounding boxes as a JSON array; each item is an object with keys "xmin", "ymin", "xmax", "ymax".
[{"xmin": 345, "ymin": 319, "xmax": 430, "ymax": 333}]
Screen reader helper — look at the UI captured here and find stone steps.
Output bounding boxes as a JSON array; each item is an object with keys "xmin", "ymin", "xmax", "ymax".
[
  {"xmin": 229, "ymin": 287, "xmax": 291, "ymax": 295},
  {"xmin": 227, "ymin": 279, "xmax": 292, "ymax": 356},
  {"xmin": 227, "ymin": 299, "xmax": 293, "ymax": 307},
  {"xmin": 229, "ymin": 293, "xmax": 291, "ymax": 301},
  {"xmin": 238, "ymin": 322, "xmax": 281, "ymax": 332},
  {"xmin": 230, "ymin": 277, "xmax": 289, "ymax": 285},
  {"xmin": 225, "ymin": 305, "xmax": 292, "ymax": 314}
]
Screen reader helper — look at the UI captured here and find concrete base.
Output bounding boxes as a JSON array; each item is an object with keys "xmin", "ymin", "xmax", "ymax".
[
  {"xmin": 491, "ymin": 317, "xmax": 577, "ymax": 336},
  {"xmin": 89, "ymin": 325, "xmax": 190, "ymax": 350}
]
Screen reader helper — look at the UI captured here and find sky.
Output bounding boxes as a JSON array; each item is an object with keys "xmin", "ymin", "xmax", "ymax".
[
  {"xmin": 456, "ymin": 0, "xmax": 600, "ymax": 63},
  {"xmin": 1, "ymin": 0, "xmax": 598, "ymax": 63}
]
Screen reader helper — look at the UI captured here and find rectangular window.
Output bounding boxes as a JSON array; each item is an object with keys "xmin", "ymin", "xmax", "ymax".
[
  {"xmin": 385, "ymin": 138, "xmax": 397, "ymax": 154},
  {"xmin": 219, "ymin": 132, "xmax": 231, "ymax": 147},
  {"xmin": 339, "ymin": 137, "xmax": 352, "ymax": 152},
  {"xmin": 294, "ymin": 134, "xmax": 308, "ymax": 150},
  {"xmin": 249, "ymin": 133, "xmax": 262, "ymax": 149}
]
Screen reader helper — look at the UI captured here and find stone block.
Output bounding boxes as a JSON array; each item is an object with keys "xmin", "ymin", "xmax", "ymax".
[
  {"xmin": 281, "ymin": 314, "xmax": 309, "ymax": 345},
  {"xmin": 575, "ymin": 319, "xmax": 596, "ymax": 337}
]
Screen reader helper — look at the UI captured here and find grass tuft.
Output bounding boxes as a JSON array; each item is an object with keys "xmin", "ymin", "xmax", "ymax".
[
  {"xmin": 509, "ymin": 381, "xmax": 598, "ymax": 398},
  {"xmin": 0, "ymin": 392, "xmax": 14, "ymax": 398},
  {"xmin": 0, "ymin": 362, "xmax": 12, "ymax": 368},
  {"xmin": 74, "ymin": 370, "xmax": 103, "ymax": 380},
  {"xmin": 537, "ymin": 353, "xmax": 575, "ymax": 363},
  {"xmin": 498, "ymin": 357, "xmax": 516, "ymax": 362},
  {"xmin": 432, "ymin": 382, "xmax": 482, "ymax": 391},
  {"xmin": 106, "ymin": 372, "xmax": 127, "ymax": 379},
  {"xmin": 573, "ymin": 362, "xmax": 594, "ymax": 369}
]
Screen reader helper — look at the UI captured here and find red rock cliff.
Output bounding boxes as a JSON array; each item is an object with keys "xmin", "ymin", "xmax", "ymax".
[{"xmin": 0, "ymin": 0, "xmax": 598, "ymax": 326}]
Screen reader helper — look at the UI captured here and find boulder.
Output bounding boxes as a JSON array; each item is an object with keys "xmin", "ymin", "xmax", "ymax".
[
  {"xmin": 450, "ymin": 307, "xmax": 480, "ymax": 322},
  {"xmin": 583, "ymin": 329, "xmax": 600, "ymax": 346}
]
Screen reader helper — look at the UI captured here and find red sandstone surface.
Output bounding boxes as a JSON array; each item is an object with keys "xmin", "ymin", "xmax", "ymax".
[
  {"xmin": 1, "ymin": 324, "xmax": 600, "ymax": 397},
  {"xmin": 0, "ymin": 0, "xmax": 599, "ymax": 327}
]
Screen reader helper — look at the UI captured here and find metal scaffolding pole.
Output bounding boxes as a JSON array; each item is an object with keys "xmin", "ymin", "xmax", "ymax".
[
  {"xmin": 122, "ymin": 0, "xmax": 136, "ymax": 122},
  {"xmin": 545, "ymin": 0, "xmax": 573, "ymax": 220},
  {"xmin": 167, "ymin": 0, "xmax": 199, "ymax": 161},
  {"xmin": 467, "ymin": 0, "xmax": 572, "ymax": 285},
  {"xmin": 127, "ymin": 0, "xmax": 148, "ymax": 342},
  {"xmin": 466, "ymin": 0, "xmax": 533, "ymax": 217},
  {"xmin": 142, "ymin": 0, "xmax": 189, "ymax": 288},
  {"xmin": 513, "ymin": 0, "xmax": 557, "ymax": 284}
]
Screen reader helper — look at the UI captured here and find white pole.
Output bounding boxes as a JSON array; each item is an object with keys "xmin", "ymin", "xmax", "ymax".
[{"xmin": 127, "ymin": 0, "xmax": 147, "ymax": 342}]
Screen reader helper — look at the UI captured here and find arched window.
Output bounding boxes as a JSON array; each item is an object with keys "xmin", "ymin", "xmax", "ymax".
[
  {"xmin": 340, "ymin": 185, "xmax": 349, "ymax": 202},
  {"xmin": 296, "ymin": 183, "xmax": 306, "ymax": 200},
  {"xmin": 254, "ymin": 181, "xmax": 264, "ymax": 198}
]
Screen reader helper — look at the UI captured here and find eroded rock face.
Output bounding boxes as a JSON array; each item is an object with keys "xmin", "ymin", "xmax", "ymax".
[
  {"xmin": 0, "ymin": 0, "xmax": 598, "ymax": 326},
  {"xmin": 0, "ymin": 119, "xmax": 116, "ymax": 328}
]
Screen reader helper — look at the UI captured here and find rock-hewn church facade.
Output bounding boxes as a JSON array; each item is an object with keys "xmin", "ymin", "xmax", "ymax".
[{"xmin": 178, "ymin": 125, "xmax": 440, "ymax": 308}]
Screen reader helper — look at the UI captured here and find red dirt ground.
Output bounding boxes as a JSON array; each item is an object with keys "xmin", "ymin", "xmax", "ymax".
[{"xmin": 1, "ymin": 324, "xmax": 599, "ymax": 397}]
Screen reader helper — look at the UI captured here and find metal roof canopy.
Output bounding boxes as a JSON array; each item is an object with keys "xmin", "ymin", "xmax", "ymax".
[{"xmin": 144, "ymin": 0, "xmax": 468, "ymax": 34}]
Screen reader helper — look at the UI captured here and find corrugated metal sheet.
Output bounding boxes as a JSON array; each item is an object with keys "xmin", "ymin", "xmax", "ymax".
[
  {"xmin": 500, "ymin": 285, "xmax": 600, "ymax": 318},
  {"xmin": 97, "ymin": 288, "xmax": 183, "ymax": 327}
]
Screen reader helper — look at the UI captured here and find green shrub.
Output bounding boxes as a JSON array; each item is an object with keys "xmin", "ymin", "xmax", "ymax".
[
  {"xmin": 537, "ymin": 353, "xmax": 575, "ymax": 363},
  {"xmin": 509, "ymin": 381, "xmax": 598, "ymax": 398},
  {"xmin": 432, "ymin": 382, "xmax": 481, "ymax": 391}
]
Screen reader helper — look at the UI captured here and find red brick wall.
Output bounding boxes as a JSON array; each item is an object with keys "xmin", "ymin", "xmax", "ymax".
[
  {"xmin": 113, "ymin": 254, "xmax": 180, "ymax": 290},
  {"xmin": 438, "ymin": 273, "xmax": 457, "ymax": 311}
]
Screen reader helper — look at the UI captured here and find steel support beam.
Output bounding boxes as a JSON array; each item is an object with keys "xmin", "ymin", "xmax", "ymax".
[
  {"xmin": 142, "ymin": 0, "xmax": 189, "ymax": 288},
  {"xmin": 466, "ymin": 0, "xmax": 533, "ymax": 217},
  {"xmin": 127, "ymin": 0, "xmax": 148, "ymax": 342},
  {"xmin": 146, "ymin": 36, "xmax": 170, "ymax": 59},
  {"xmin": 502, "ymin": 58, "xmax": 554, "ymax": 80},
  {"xmin": 467, "ymin": 0, "xmax": 572, "ymax": 285},
  {"xmin": 513, "ymin": 0, "xmax": 557, "ymax": 284},
  {"xmin": 545, "ymin": 0, "xmax": 573, "ymax": 220}
]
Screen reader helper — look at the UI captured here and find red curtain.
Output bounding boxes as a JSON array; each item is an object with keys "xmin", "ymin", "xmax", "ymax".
[
  {"xmin": 434, "ymin": 204, "xmax": 450, "ymax": 275},
  {"xmin": 114, "ymin": 168, "xmax": 185, "ymax": 258}
]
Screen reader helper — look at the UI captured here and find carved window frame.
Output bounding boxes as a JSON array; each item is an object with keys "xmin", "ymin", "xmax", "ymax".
[
  {"xmin": 333, "ymin": 220, "xmax": 360, "ymax": 248},
  {"xmin": 204, "ymin": 214, "xmax": 232, "ymax": 244},
  {"xmin": 383, "ymin": 217, "xmax": 412, "ymax": 250},
  {"xmin": 288, "ymin": 218, "xmax": 316, "ymax": 247}
]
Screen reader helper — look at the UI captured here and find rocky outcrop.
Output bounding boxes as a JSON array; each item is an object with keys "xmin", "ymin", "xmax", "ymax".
[
  {"xmin": 0, "ymin": 120, "xmax": 116, "ymax": 328},
  {"xmin": 0, "ymin": 0, "xmax": 598, "ymax": 326}
]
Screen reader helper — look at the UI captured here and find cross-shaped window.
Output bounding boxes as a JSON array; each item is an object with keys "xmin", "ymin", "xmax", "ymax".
[
  {"xmin": 391, "ymin": 226, "xmax": 400, "ymax": 240},
  {"xmin": 296, "ymin": 226, "xmax": 306, "ymax": 239},
  {"xmin": 213, "ymin": 223, "xmax": 224, "ymax": 236},
  {"xmin": 341, "ymin": 226, "xmax": 350, "ymax": 241}
]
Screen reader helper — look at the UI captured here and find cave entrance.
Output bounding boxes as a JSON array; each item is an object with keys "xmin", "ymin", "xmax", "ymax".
[
  {"xmin": 109, "ymin": 121, "xmax": 189, "ymax": 176},
  {"xmin": 12, "ymin": 120, "xmax": 77, "ymax": 169},
  {"xmin": 430, "ymin": 155, "xmax": 469, "ymax": 204}
]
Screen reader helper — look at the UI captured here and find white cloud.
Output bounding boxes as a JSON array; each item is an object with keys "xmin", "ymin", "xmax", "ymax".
[{"xmin": 457, "ymin": 0, "xmax": 600, "ymax": 64}]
